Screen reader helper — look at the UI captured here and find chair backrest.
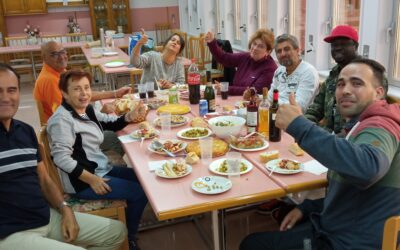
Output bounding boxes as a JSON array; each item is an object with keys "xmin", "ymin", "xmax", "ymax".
[
  {"xmin": 171, "ymin": 29, "xmax": 188, "ymax": 58},
  {"xmin": 189, "ymin": 35, "xmax": 206, "ymax": 69},
  {"xmin": 130, "ymin": 69, "xmax": 143, "ymax": 91},
  {"xmin": 382, "ymin": 216, "xmax": 400, "ymax": 250},
  {"xmin": 155, "ymin": 22, "xmax": 171, "ymax": 46},
  {"xmin": 38, "ymin": 126, "xmax": 63, "ymax": 192},
  {"xmin": 5, "ymin": 36, "xmax": 28, "ymax": 46},
  {"xmin": 63, "ymin": 32, "xmax": 87, "ymax": 43},
  {"xmin": 40, "ymin": 34, "xmax": 63, "ymax": 44},
  {"xmin": 36, "ymin": 101, "xmax": 47, "ymax": 126}
]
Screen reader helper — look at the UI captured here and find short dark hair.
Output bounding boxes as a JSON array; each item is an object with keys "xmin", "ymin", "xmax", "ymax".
[
  {"xmin": 59, "ymin": 69, "xmax": 92, "ymax": 93},
  {"xmin": 349, "ymin": 58, "xmax": 388, "ymax": 97},
  {"xmin": 275, "ymin": 34, "xmax": 299, "ymax": 49},
  {"xmin": 0, "ymin": 63, "xmax": 20, "ymax": 88},
  {"xmin": 163, "ymin": 33, "xmax": 186, "ymax": 54}
]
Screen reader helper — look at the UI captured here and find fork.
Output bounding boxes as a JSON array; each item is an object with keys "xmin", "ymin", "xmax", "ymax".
[{"xmin": 268, "ymin": 165, "xmax": 278, "ymax": 176}]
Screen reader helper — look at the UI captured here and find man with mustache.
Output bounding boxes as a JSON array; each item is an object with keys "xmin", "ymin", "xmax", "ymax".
[
  {"xmin": 268, "ymin": 34, "xmax": 319, "ymax": 113},
  {"xmin": 240, "ymin": 58, "xmax": 400, "ymax": 250},
  {"xmin": 305, "ymin": 25, "xmax": 360, "ymax": 133}
]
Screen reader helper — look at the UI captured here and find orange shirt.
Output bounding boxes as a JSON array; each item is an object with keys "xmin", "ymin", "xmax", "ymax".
[{"xmin": 33, "ymin": 63, "xmax": 64, "ymax": 122}]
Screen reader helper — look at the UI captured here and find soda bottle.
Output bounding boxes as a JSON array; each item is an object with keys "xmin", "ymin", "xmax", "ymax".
[
  {"xmin": 269, "ymin": 89, "xmax": 281, "ymax": 142},
  {"xmin": 258, "ymin": 87, "xmax": 270, "ymax": 137},
  {"xmin": 187, "ymin": 58, "xmax": 201, "ymax": 104}
]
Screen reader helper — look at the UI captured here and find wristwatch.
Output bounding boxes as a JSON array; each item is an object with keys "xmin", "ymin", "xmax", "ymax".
[{"xmin": 58, "ymin": 201, "xmax": 69, "ymax": 210}]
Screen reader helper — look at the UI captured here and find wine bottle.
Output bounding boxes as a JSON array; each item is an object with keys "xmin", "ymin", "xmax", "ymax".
[
  {"xmin": 269, "ymin": 89, "xmax": 281, "ymax": 142},
  {"xmin": 246, "ymin": 88, "xmax": 258, "ymax": 133},
  {"xmin": 258, "ymin": 87, "xmax": 270, "ymax": 137},
  {"xmin": 204, "ymin": 71, "xmax": 216, "ymax": 112}
]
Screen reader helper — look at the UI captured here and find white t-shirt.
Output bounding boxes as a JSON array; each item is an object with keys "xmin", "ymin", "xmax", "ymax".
[{"xmin": 268, "ymin": 60, "xmax": 319, "ymax": 112}]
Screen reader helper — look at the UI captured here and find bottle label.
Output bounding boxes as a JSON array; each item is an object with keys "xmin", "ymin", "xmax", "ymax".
[
  {"xmin": 272, "ymin": 113, "xmax": 277, "ymax": 120},
  {"xmin": 208, "ymin": 99, "xmax": 216, "ymax": 111},
  {"xmin": 187, "ymin": 73, "xmax": 200, "ymax": 85},
  {"xmin": 247, "ymin": 111, "xmax": 258, "ymax": 126}
]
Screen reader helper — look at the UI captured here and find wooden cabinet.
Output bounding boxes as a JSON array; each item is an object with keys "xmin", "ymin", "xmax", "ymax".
[
  {"xmin": 88, "ymin": 0, "xmax": 131, "ymax": 39},
  {"xmin": 2, "ymin": 0, "xmax": 47, "ymax": 16}
]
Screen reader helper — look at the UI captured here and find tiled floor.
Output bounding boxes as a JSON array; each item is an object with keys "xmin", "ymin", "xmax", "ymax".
[{"xmin": 17, "ymin": 77, "xmax": 280, "ymax": 250}]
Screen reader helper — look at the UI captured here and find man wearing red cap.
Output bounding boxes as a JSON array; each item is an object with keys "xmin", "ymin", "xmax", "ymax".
[{"xmin": 305, "ymin": 25, "xmax": 360, "ymax": 134}]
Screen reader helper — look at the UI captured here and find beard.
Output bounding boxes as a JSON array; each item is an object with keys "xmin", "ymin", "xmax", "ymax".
[{"xmin": 279, "ymin": 58, "xmax": 294, "ymax": 67}]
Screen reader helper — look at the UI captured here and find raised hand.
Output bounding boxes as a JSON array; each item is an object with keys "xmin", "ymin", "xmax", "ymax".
[
  {"xmin": 204, "ymin": 31, "xmax": 215, "ymax": 43},
  {"xmin": 138, "ymin": 28, "xmax": 149, "ymax": 45},
  {"xmin": 276, "ymin": 93, "xmax": 302, "ymax": 131}
]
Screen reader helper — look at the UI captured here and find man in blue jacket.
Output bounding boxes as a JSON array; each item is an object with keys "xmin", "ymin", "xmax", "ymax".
[{"xmin": 240, "ymin": 58, "xmax": 400, "ymax": 249}]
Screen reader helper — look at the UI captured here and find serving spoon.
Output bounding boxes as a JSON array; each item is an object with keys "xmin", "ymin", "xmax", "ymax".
[{"xmin": 151, "ymin": 140, "xmax": 176, "ymax": 157}]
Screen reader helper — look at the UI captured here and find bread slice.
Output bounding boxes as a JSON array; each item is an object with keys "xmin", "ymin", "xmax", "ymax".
[
  {"xmin": 185, "ymin": 152, "xmax": 200, "ymax": 165},
  {"xmin": 259, "ymin": 150, "xmax": 280, "ymax": 163},
  {"xmin": 288, "ymin": 143, "xmax": 305, "ymax": 156}
]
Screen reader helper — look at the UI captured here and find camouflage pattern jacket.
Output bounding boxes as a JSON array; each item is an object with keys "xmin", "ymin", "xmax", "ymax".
[{"xmin": 305, "ymin": 64, "xmax": 345, "ymax": 133}]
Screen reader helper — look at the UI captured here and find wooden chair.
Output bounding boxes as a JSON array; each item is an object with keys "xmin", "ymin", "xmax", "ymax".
[
  {"xmin": 5, "ymin": 36, "xmax": 34, "ymax": 79},
  {"xmin": 130, "ymin": 69, "xmax": 143, "ymax": 92},
  {"xmin": 171, "ymin": 29, "xmax": 188, "ymax": 58},
  {"xmin": 188, "ymin": 35, "xmax": 205, "ymax": 69},
  {"xmin": 63, "ymin": 32, "xmax": 87, "ymax": 43},
  {"xmin": 35, "ymin": 100, "xmax": 47, "ymax": 126},
  {"xmin": 155, "ymin": 22, "xmax": 171, "ymax": 46},
  {"xmin": 38, "ymin": 126, "xmax": 129, "ymax": 250},
  {"xmin": 382, "ymin": 216, "xmax": 400, "ymax": 250}
]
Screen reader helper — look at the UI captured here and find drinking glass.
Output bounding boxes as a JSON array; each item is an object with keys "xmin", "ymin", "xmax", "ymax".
[
  {"xmin": 226, "ymin": 151, "xmax": 242, "ymax": 182},
  {"xmin": 146, "ymin": 81, "xmax": 155, "ymax": 98},
  {"xmin": 138, "ymin": 83, "xmax": 147, "ymax": 100},
  {"xmin": 199, "ymin": 137, "xmax": 213, "ymax": 165},
  {"xmin": 159, "ymin": 112, "xmax": 171, "ymax": 139},
  {"xmin": 220, "ymin": 81, "xmax": 229, "ymax": 100}
]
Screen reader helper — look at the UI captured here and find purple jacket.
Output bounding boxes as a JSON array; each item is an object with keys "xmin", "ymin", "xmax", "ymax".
[{"xmin": 207, "ymin": 39, "xmax": 277, "ymax": 95}]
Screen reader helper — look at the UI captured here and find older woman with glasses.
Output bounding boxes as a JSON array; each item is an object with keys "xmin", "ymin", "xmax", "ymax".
[
  {"xmin": 47, "ymin": 69, "xmax": 147, "ymax": 250},
  {"xmin": 205, "ymin": 28, "xmax": 277, "ymax": 95}
]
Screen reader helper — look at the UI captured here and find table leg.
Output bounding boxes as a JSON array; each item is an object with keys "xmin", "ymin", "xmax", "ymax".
[
  {"xmin": 212, "ymin": 210, "xmax": 220, "ymax": 250},
  {"xmin": 30, "ymin": 51, "xmax": 37, "ymax": 80}
]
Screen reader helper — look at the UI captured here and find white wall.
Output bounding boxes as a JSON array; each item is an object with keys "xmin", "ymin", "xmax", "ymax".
[{"xmin": 130, "ymin": 0, "xmax": 179, "ymax": 8}]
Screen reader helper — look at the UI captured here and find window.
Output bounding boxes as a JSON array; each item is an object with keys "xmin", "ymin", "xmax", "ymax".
[
  {"xmin": 288, "ymin": 0, "xmax": 306, "ymax": 52},
  {"xmin": 233, "ymin": 0, "xmax": 241, "ymax": 41},
  {"xmin": 389, "ymin": 1, "xmax": 400, "ymax": 87},
  {"xmin": 333, "ymin": 0, "xmax": 360, "ymax": 29},
  {"xmin": 257, "ymin": 0, "xmax": 267, "ymax": 29}
]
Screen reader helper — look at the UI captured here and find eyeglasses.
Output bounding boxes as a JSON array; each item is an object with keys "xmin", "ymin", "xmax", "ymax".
[
  {"xmin": 251, "ymin": 42, "xmax": 267, "ymax": 50},
  {"xmin": 50, "ymin": 50, "xmax": 67, "ymax": 58}
]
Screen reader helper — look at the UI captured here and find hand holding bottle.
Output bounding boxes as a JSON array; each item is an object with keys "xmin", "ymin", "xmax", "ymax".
[
  {"xmin": 276, "ymin": 93, "xmax": 302, "ymax": 130},
  {"xmin": 204, "ymin": 31, "xmax": 215, "ymax": 43},
  {"xmin": 138, "ymin": 28, "xmax": 149, "ymax": 46}
]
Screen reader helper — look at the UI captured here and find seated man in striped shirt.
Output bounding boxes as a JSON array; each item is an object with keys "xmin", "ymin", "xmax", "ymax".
[{"xmin": 0, "ymin": 63, "xmax": 126, "ymax": 250}]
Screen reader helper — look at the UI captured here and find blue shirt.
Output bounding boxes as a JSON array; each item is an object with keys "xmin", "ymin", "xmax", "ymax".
[{"xmin": 0, "ymin": 119, "xmax": 49, "ymax": 238}]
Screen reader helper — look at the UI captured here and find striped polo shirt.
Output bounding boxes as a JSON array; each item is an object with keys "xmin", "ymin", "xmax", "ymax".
[{"xmin": 0, "ymin": 119, "xmax": 49, "ymax": 238}]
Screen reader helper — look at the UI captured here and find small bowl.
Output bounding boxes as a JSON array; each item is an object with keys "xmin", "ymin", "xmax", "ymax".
[{"xmin": 208, "ymin": 116, "xmax": 246, "ymax": 139}]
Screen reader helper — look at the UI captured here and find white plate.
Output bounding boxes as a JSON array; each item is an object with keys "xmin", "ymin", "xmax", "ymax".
[
  {"xmin": 229, "ymin": 139, "xmax": 269, "ymax": 152},
  {"xmin": 103, "ymin": 51, "xmax": 118, "ymax": 56},
  {"xmin": 176, "ymin": 127, "xmax": 212, "ymax": 140},
  {"xmin": 235, "ymin": 101, "xmax": 249, "ymax": 108},
  {"xmin": 155, "ymin": 164, "xmax": 192, "ymax": 179},
  {"xmin": 208, "ymin": 158, "xmax": 253, "ymax": 176},
  {"xmin": 104, "ymin": 61, "xmax": 125, "ymax": 68},
  {"xmin": 191, "ymin": 176, "xmax": 232, "ymax": 194},
  {"xmin": 265, "ymin": 159, "xmax": 304, "ymax": 175},
  {"xmin": 148, "ymin": 139, "xmax": 187, "ymax": 155},
  {"xmin": 130, "ymin": 129, "xmax": 159, "ymax": 139},
  {"xmin": 153, "ymin": 115, "xmax": 189, "ymax": 128}
]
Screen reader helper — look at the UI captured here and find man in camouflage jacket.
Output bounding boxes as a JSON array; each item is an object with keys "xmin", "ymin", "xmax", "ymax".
[{"xmin": 305, "ymin": 25, "xmax": 360, "ymax": 133}]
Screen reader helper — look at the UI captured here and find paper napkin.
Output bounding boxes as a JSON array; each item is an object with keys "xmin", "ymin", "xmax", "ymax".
[
  {"xmin": 303, "ymin": 159, "xmax": 328, "ymax": 175},
  {"xmin": 148, "ymin": 159, "xmax": 176, "ymax": 172}
]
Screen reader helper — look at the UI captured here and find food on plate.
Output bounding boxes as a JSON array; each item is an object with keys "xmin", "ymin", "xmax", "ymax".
[
  {"xmin": 182, "ymin": 128, "xmax": 209, "ymax": 138},
  {"xmin": 278, "ymin": 159, "xmax": 301, "ymax": 170},
  {"xmin": 186, "ymin": 139, "xmax": 229, "ymax": 158},
  {"xmin": 161, "ymin": 161, "xmax": 188, "ymax": 177},
  {"xmin": 154, "ymin": 140, "xmax": 184, "ymax": 153},
  {"xmin": 147, "ymin": 99, "xmax": 168, "ymax": 110},
  {"xmin": 156, "ymin": 104, "xmax": 191, "ymax": 115},
  {"xmin": 230, "ymin": 134, "xmax": 265, "ymax": 149},
  {"xmin": 114, "ymin": 97, "xmax": 148, "ymax": 115},
  {"xmin": 222, "ymin": 105, "xmax": 234, "ymax": 113},
  {"xmin": 288, "ymin": 143, "xmax": 305, "ymax": 156},
  {"xmin": 259, "ymin": 150, "xmax": 280, "ymax": 163},
  {"xmin": 217, "ymin": 160, "xmax": 248, "ymax": 173},
  {"xmin": 154, "ymin": 115, "xmax": 187, "ymax": 126},
  {"xmin": 190, "ymin": 117, "xmax": 208, "ymax": 128},
  {"xmin": 133, "ymin": 122, "xmax": 157, "ymax": 138},
  {"xmin": 185, "ymin": 152, "xmax": 200, "ymax": 165}
]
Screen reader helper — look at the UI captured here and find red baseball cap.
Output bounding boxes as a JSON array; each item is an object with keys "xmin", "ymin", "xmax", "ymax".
[{"xmin": 324, "ymin": 25, "xmax": 359, "ymax": 43}]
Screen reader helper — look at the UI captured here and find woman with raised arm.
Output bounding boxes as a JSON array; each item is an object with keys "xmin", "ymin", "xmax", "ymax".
[
  {"xmin": 205, "ymin": 29, "xmax": 277, "ymax": 95},
  {"xmin": 131, "ymin": 29, "xmax": 186, "ymax": 89}
]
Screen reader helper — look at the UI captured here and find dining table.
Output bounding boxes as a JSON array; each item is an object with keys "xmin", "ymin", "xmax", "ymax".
[{"xmin": 103, "ymin": 94, "xmax": 328, "ymax": 250}]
